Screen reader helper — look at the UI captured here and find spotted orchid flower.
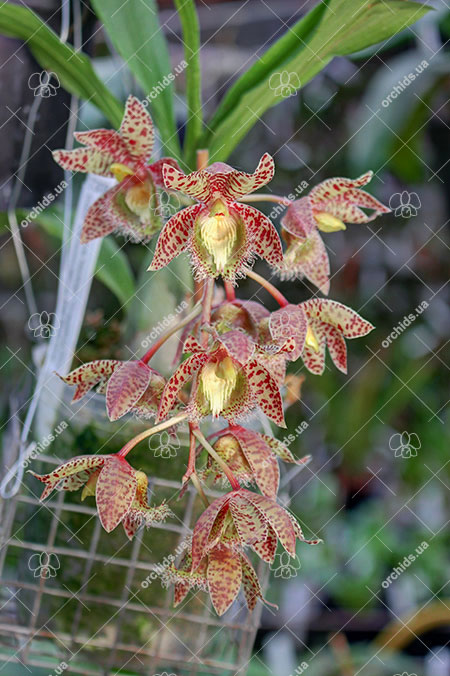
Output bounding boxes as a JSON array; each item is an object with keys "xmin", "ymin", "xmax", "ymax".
[
  {"xmin": 30, "ymin": 455, "xmax": 170, "ymax": 537},
  {"xmin": 265, "ymin": 299, "xmax": 373, "ymax": 375},
  {"xmin": 157, "ymin": 330, "xmax": 292, "ymax": 427},
  {"xmin": 53, "ymin": 96, "xmax": 179, "ymax": 243},
  {"xmin": 167, "ymin": 541, "xmax": 268, "ymax": 616},
  {"xmin": 149, "ymin": 154, "xmax": 283, "ymax": 281},
  {"xmin": 280, "ymin": 172, "xmax": 390, "ymax": 293},
  {"xmin": 201, "ymin": 426, "xmax": 311, "ymax": 498},
  {"xmin": 165, "ymin": 487, "xmax": 319, "ymax": 615},
  {"xmin": 58, "ymin": 358, "xmax": 165, "ymax": 421}
]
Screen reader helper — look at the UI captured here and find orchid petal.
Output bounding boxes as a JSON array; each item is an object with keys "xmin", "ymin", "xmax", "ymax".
[
  {"xmin": 219, "ymin": 153, "xmax": 275, "ymax": 200},
  {"xmin": 149, "ymin": 203, "xmax": 202, "ymax": 270},
  {"xmin": 245, "ymin": 360, "xmax": 285, "ymax": 427},
  {"xmin": 162, "ymin": 163, "xmax": 210, "ymax": 202},
  {"xmin": 119, "ymin": 95, "xmax": 154, "ymax": 161},
  {"xmin": 74, "ymin": 129, "xmax": 134, "ymax": 169},
  {"xmin": 207, "ymin": 546, "xmax": 242, "ymax": 616},
  {"xmin": 157, "ymin": 352, "xmax": 208, "ymax": 421},
  {"xmin": 233, "ymin": 202, "xmax": 283, "ymax": 268}
]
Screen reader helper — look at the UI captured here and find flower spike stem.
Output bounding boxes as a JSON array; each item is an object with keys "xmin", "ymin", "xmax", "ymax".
[
  {"xmin": 140, "ymin": 303, "xmax": 202, "ymax": 364},
  {"xmin": 224, "ymin": 281, "xmax": 236, "ymax": 301},
  {"xmin": 118, "ymin": 412, "xmax": 188, "ymax": 458},
  {"xmin": 246, "ymin": 269, "xmax": 289, "ymax": 308},
  {"xmin": 201, "ymin": 278, "xmax": 214, "ymax": 347},
  {"xmin": 238, "ymin": 193, "xmax": 292, "ymax": 207},
  {"xmin": 193, "ymin": 427, "xmax": 241, "ymax": 491},
  {"xmin": 190, "ymin": 473, "xmax": 210, "ymax": 508}
]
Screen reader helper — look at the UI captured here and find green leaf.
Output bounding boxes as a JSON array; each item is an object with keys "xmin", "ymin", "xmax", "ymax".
[
  {"xmin": 204, "ymin": 1, "xmax": 329, "ymax": 140},
  {"xmin": 174, "ymin": 0, "xmax": 203, "ymax": 168},
  {"xmin": 0, "ymin": 2, "xmax": 123, "ymax": 127},
  {"xmin": 95, "ymin": 237, "xmax": 136, "ymax": 310},
  {"xmin": 35, "ymin": 209, "xmax": 136, "ymax": 308},
  {"xmin": 91, "ymin": 0, "xmax": 181, "ymax": 160},
  {"xmin": 206, "ymin": 0, "xmax": 432, "ymax": 161}
]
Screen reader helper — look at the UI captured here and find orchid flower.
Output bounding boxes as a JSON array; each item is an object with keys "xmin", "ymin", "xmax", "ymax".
[
  {"xmin": 30, "ymin": 455, "xmax": 170, "ymax": 538},
  {"xmin": 157, "ymin": 330, "xmax": 293, "ymax": 427},
  {"xmin": 280, "ymin": 172, "xmax": 390, "ymax": 293},
  {"xmin": 266, "ymin": 299, "xmax": 374, "ymax": 375},
  {"xmin": 58, "ymin": 358, "xmax": 165, "ymax": 421},
  {"xmin": 53, "ymin": 96, "xmax": 179, "ymax": 242},
  {"xmin": 201, "ymin": 426, "xmax": 311, "ymax": 498},
  {"xmin": 167, "ymin": 542, "xmax": 267, "ymax": 616},
  {"xmin": 165, "ymin": 487, "xmax": 319, "ymax": 615},
  {"xmin": 149, "ymin": 154, "xmax": 283, "ymax": 281}
]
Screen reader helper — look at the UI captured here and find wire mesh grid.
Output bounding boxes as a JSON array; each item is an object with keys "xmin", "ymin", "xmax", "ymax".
[{"xmin": 0, "ymin": 450, "xmax": 265, "ymax": 676}]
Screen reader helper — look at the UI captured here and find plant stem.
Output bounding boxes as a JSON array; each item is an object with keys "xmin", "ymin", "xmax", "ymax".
[
  {"xmin": 140, "ymin": 303, "xmax": 202, "ymax": 364},
  {"xmin": 200, "ymin": 278, "xmax": 214, "ymax": 347},
  {"xmin": 246, "ymin": 269, "xmax": 289, "ymax": 307},
  {"xmin": 118, "ymin": 413, "xmax": 188, "ymax": 458},
  {"xmin": 190, "ymin": 473, "xmax": 210, "ymax": 508},
  {"xmin": 193, "ymin": 428, "xmax": 241, "ymax": 491},
  {"xmin": 183, "ymin": 424, "xmax": 210, "ymax": 507},
  {"xmin": 224, "ymin": 281, "xmax": 235, "ymax": 301},
  {"xmin": 238, "ymin": 194, "xmax": 292, "ymax": 206}
]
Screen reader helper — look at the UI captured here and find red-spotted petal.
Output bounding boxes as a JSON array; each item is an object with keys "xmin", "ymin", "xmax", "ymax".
[
  {"xmin": 149, "ymin": 157, "xmax": 180, "ymax": 188},
  {"xmin": 243, "ymin": 491, "xmax": 296, "ymax": 557},
  {"xmin": 95, "ymin": 456, "xmax": 137, "ymax": 532},
  {"xmin": 183, "ymin": 334, "xmax": 204, "ymax": 354},
  {"xmin": 301, "ymin": 299, "xmax": 374, "ymax": 338},
  {"xmin": 191, "ymin": 495, "xmax": 230, "ymax": 570},
  {"xmin": 281, "ymin": 196, "xmax": 317, "ymax": 238},
  {"xmin": 163, "ymin": 164, "xmax": 210, "ymax": 202},
  {"xmin": 230, "ymin": 427, "xmax": 279, "ymax": 499},
  {"xmin": 233, "ymin": 202, "xmax": 283, "ymax": 268},
  {"xmin": 262, "ymin": 435, "xmax": 311, "ymax": 467},
  {"xmin": 302, "ymin": 321, "xmax": 327, "ymax": 375},
  {"xmin": 252, "ymin": 524, "xmax": 278, "ymax": 563},
  {"xmin": 323, "ymin": 324, "xmax": 347, "ymax": 373},
  {"xmin": 219, "ymin": 153, "xmax": 275, "ymax": 201},
  {"xmin": 280, "ymin": 227, "xmax": 330, "ymax": 295},
  {"xmin": 240, "ymin": 553, "xmax": 264, "ymax": 611},
  {"xmin": 106, "ymin": 361, "xmax": 155, "ymax": 421},
  {"xmin": 229, "ymin": 491, "xmax": 268, "ymax": 544},
  {"xmin": 52, "ymin": 147, "xmax": 113, "ymax": 176},
  {"xmin": 80, "ymin": 184, "xmax": 122, "ymax": 243},
  {"xmin": 157, "ymin": 352, "xmax": 208, "ymax": 422},
  {"xmin": 58, "ymin": 359, "xmax": 122, "ymax": 401},
  {"xmin": 149, "ymin": 204, "xmax": 202, "ymax": 270},
  {"xmin": 29, "ymin": 455, "xmax": 106, "ymax": 500},
  {"xmin": 309, "ymin": 171, "xmax": 390, "ymax": 222},
  {"xmin": 245, "ymin": 360, "xmax": 285, "ymax": 427},
  {"xmin": 269, "ymin": 304, "xmax": 307, "ymax": 361},
  {"xmin": 74, "ymin": 129, "xmax": 134, "ymax": 169},
  {"xmin": 219, "ymin": 330, "xmax": 255, "ymax": 364},
  {"xmin": 207, "ymin": 546, "xmax": 242, "ymax": 616},
  {"xmin": 119, "ymin": 95, "xmax": 154, "ymax": 161},
  {"xmin": 309, "ymin": 171, "xmax": 374, "ymax": 205}
]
